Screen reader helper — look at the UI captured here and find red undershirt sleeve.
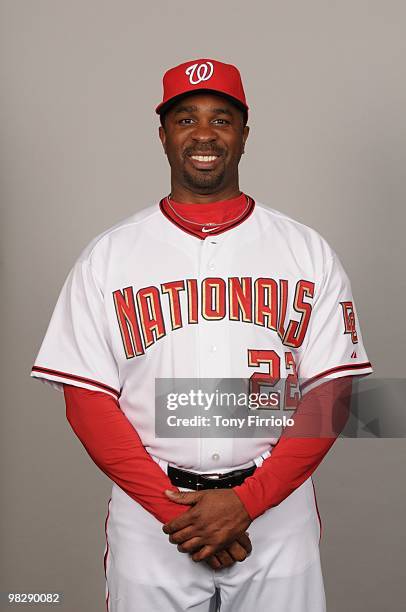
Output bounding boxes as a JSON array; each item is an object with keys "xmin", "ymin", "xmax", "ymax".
[
  {"xmin": 63, "ymin": 384, "xmax": 189, "ymax": 524},
  {"xmin": 233, "ymin": 376, "xmax": 353, "ymax": 520}
]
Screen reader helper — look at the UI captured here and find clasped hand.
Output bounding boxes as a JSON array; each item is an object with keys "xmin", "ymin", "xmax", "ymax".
[{"xmin": 162, "ymin": 488, "xmax": 252, "ymax": 570}]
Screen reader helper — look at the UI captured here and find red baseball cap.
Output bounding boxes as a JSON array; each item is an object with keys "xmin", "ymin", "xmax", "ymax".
[{"xmin": 155, "ymin": 58, "xmax": 249, "ymax": 119}]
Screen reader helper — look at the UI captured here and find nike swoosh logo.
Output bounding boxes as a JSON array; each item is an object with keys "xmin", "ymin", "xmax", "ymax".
[{"xmin": 201, "ymin": 226, "xmax": 219, "ymax": 233}]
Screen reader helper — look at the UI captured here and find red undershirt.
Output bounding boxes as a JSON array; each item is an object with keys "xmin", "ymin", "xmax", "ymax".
[{"xmin": 62, "ymin": 193, "xmax": 352, "ymax": 525}]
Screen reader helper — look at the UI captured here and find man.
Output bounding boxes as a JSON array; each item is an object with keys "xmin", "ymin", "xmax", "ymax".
[{"xmin": 31, "ymin": 58, "xmax": 373, "ymax": 611}]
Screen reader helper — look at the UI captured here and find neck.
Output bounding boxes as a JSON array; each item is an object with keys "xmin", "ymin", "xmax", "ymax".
[{"xmin": 170, "ymin": 181, "xmax": 242, "ymax": 204}]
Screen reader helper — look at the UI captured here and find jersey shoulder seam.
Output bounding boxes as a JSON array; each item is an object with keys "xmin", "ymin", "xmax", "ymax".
[
  {"xmin": 255, "ymin": 202, "xmax": 336, "ymax": 265},
  {"xmin": 255, "ymin": 201, "xmax": 337, "ymax": 295},
  {"xmin": 255, "ymin": 202, "xmax": 329, "ymax": 238},
  {"xmin": 81, "ymin": 204, "xmax": 162, "ymax": 263}
]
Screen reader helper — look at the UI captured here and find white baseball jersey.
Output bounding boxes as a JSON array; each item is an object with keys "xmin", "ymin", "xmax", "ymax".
[{"xmin": 31, "ymin": 199, "xmax": 373, "ymax": 471}]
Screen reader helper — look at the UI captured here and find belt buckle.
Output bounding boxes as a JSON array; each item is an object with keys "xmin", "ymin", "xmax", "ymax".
[
  {"xmin": 194, "ymin": 467, "xmax": 254, "ymax": 490},
  {"xmin": 203, "ymin": 472, "xmax": 221, "ymax": 480},
  {"xmin": 198, "ymin": 472, "xmax": 221, "ymax": 489}
]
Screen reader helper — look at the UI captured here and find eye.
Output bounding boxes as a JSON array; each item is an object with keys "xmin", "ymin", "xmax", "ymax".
[
  {"xmin": 213, "ymin": 118, "xmax": 230, "ymax": 125},
  {"xmin": 178, "ymin": 118, "xmax": 194, "ymax": 125}
]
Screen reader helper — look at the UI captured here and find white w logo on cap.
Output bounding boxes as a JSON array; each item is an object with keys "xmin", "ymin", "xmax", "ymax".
[{"xmin": 185, "ymin": 62, "xmax": 214, "ymax": 85}]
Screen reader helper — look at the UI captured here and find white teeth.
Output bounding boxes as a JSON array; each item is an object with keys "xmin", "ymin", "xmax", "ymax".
[{"xmin": 191, "ymin": 155, "xmax": 218, "ymax": 162}]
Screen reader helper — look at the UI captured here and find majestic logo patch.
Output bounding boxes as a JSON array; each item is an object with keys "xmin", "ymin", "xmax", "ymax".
[
  {"xmin": 341, "ymin": 301, "xmax": 358, "ymax": 344},
  {"xmin": 185, "ymin": 62, "xmax": 214, "ymax": 85}
]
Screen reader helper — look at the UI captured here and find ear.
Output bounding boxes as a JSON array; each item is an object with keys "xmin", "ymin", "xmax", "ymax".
[
  {"xmin": 158, "ymin": 125, "xmax": 167, "ymax": 155},
  {"xmin": 242, "ymin": 125, "xmax": 250, "ymax": 153}
]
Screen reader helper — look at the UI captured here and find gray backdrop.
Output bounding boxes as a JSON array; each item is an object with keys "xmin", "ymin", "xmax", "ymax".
[{"xmin": 1, "ymin": 1, "xmax": 405, "ymax": 610}]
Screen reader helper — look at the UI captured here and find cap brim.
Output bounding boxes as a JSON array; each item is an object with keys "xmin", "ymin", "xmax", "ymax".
[{"xmin": 155, "ymin": 89, "xmax": 248, "ymax": 116}]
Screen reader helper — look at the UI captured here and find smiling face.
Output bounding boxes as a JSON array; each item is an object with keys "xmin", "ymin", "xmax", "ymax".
[{"xmin": 158, "ymin": 92, "xmax": 249, "ymax": 201}]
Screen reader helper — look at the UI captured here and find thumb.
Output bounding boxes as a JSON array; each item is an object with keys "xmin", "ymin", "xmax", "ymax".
[{"xmin": 165, "ymin": 489, "xmax": 201, "ymax": 505}]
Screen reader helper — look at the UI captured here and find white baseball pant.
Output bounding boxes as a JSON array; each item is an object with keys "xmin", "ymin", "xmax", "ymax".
[{"xmin": 104, "ymin": 454, "xmax": 326, "ymax": 612}]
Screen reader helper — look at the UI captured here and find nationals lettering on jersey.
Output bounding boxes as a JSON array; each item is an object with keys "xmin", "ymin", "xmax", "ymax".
[{"xmin": 112, "ymin": 277, "xmax": 314, "ymax": 358}]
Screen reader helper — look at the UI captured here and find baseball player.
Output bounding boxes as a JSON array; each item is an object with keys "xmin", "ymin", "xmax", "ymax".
[{"xmin": 31, "ymin": 58, "xmax": 373, "ymax": 611}]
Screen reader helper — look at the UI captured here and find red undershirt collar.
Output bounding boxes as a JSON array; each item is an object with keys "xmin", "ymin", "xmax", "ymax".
[{"xmin": 159, "ymin": 192, "xmax": 255, "ymax": 239}]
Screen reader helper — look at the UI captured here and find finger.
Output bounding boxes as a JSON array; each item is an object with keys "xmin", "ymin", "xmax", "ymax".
[
  {"xmin": 226, "ymin": 541, "xmax": 247, "ymax": 562},
  {"xmin": 168, "ymin": 526, "xmax": 200, "ymax": 545},
  {"xmin": 162, "ymin": 508, "xmax": 196, "ymax": 534},
  {"xmin": 165, "ymin": 490, "xmax": 202, "ymax": 506},
  {"xmin": 176, "ymin": 537, "xmax": 203, "ymax": 554},
  {"xmin": 192, "ymin": 545, "xmax": 215, "ymax": 562},
  {"xmin": 214, "ymin": 549, "xmax": 235, "ymax": 568},
  {"xmin": 236, "ymin": 532, "xmax": 252, "ymax": 555},
  {"xmin": 205, "ymin": 556, "xmax": 222, "ymax": 570}
]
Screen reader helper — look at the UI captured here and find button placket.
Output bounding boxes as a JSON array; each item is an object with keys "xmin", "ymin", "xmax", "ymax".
[{"xmin": 196, "ymin": 237, "xmax": 234, "ymax": 469}]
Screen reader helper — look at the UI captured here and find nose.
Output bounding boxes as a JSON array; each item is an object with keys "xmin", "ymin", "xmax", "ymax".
[{"xmin": 191, "ymin": 123, "xmax": 218, "ymax": 143}]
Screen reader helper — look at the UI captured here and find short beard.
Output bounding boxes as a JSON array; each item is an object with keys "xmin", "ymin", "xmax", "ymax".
[{"xmin": 182, "ymin": 166, "xmax": 226, "ymax": 193}]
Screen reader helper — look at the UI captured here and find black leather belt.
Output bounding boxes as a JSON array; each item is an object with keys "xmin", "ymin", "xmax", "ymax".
[{"xmin": 167, "ymin": 464, "xmax": 256, "ymax": 490}]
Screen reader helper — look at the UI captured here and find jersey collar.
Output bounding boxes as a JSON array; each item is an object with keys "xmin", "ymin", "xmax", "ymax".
[{"xmin": 159, "ymin": 193, "xmax": 255, "ymax": 240}]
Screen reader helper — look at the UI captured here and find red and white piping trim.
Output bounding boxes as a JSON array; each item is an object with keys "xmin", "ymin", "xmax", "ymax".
[
  {"xmin": 31, "ymin": 366, "xmax": 121, "ymax": 400},
  {"xmin": 300, "ymin": 362, "xmax": 373, "ymax": 393}
]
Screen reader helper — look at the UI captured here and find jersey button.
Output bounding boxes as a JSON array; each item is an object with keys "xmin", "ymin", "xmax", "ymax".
[
  {"xmin": 208, "ymin": 262, "xmax": 215, "ymax": 271},
  {"xmin": 211, "ymin": 345, "xmax": 217, "ymax": 352},
  {"xmin": 212, "ymin": 452, "xmax": 220, "ymax": 461}
]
